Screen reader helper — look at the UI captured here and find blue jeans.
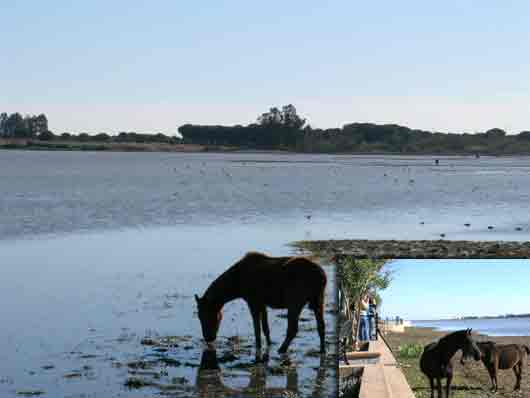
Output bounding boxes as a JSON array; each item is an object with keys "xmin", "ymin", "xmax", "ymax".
[
  {"xmin": 358, "ymin": 315, "xmax": 370, "ymax": 341},
  {"xmin": 369, "ymin": 313, "xmax": 376, "ymax": 339}
]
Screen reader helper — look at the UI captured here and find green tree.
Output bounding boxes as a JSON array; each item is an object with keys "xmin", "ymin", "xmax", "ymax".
[
  {"xmin": 37, "ymin": 130, "xmax": 55, "ymax": 141},
  {"xmin": 337, "ymin": 258, "xmax": 392, "ymax": 350}
]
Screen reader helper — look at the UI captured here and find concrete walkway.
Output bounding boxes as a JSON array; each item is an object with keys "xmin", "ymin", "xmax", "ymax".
[{"xmin": 340, "ymin": 337, "xmax": 415, "ymax": 398}]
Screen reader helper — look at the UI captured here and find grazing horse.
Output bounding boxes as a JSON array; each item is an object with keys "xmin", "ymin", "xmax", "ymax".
[
  {"xmin": 420, "ymin": 329, "xmax": 481, "ymax": 398},
  {"xmin": 462, "ymin": 341, "xmax": 530, "ymax": 392},
  {"xmin": 194, "ymin": 252, "xmax": 327, "ymax": 357}
]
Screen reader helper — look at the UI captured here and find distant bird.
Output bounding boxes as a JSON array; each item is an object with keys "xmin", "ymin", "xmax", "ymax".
[
  {"xmin": 420, "ymin": 221, "xmax": 425, "ymax": 225},
  {"xmin": 440, "ymin": 233, "xmax": 445, "ymax": 238},
  {"xmin": 516, "ymin": 227, "xmax": 523, "ymax": 231},
  {"xmin": 464, "ymin": 223, "xmax": 471, "ymax": 227},
  {"xmin": 488, "ymin": 226, "xmax": 494, "ymax": 230},
  {"xmin": 435, "ymin": 159, "xmax": 439, "ymax": 165},
  {"xmin": 306, "ymin": 215, "xmax": 312, "ymax": 220}
]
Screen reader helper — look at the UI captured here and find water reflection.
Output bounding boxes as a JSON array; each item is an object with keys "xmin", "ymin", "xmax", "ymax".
[{"xmin": 196, "ymin": 348, "xmax": 328, "ymax": 398}]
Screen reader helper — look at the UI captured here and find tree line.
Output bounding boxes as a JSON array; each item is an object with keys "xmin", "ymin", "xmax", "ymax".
[
  {"xmin": 0, "ymin": 112, "xmax": 49, "ymax": 138},
  {"xmin": 0, "ymin": 112, "xmax": 181, "ymax": 144},
  {"xmin": 179, "ymin": 105, "xmax": 530, "ymax": 154},
  {"xmin": 6, "ymin": 107, "xmax": 530, "ymax": 154}
]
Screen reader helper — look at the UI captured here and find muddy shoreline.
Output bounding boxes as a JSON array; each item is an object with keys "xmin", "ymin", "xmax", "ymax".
[{"xmin": 292, "ymin": 239, "xmax": 530, "ymax": 258}]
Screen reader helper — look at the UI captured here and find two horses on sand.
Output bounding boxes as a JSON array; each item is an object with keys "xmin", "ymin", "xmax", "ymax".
[{"xmin": 420, "ymin": 328, "xmax": 530, "ymax": 398}]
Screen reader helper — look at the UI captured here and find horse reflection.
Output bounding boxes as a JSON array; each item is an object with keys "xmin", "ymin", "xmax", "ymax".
[{"xmin": 196, "ymin": 348, "xmax": 329, "ymax": 398}]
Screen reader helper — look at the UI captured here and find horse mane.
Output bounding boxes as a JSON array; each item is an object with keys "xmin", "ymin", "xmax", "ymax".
[
  {"xmin": 437, "ymin": 329, "xmax": 466, "ymax": 344},
  {"xmin": 202, "ymin": 252, "xmax": 269, "ymax": 303},
  {"xmin": 434, "ymin": 329, "xmax": 468, "ymax": 354}
]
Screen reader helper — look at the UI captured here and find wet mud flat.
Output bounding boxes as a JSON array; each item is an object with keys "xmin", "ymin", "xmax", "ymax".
[
  {"xmin": 293, "ymin": 239, "xmax": 530, "ymax": 259},
  {"xmin": 113, "ymin": 296, "xmax": 338, "ymax": 398},
  {"xmin": 385, "ymin": 327, "xmax": 530, "ymax": 398},
  {"xmin": 3, "ymin": 293, "xmax": 337, "ymax": 398}
]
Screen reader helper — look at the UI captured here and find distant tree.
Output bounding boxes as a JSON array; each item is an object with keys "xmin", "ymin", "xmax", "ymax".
[
  {"xmin": 93, "ymin": 133, "xmax": 110, "ymax": 142},
  {"xmin": 258, "ymin": 107, "xmax": 283, "ymax": 127},
  {"xmin": 0, "ymin": 113, "xmax": 7, "ymax": 135},
  {"xmin": 8, "ymin": 113, "xmax": 29, "ymax": 137},
  {"xmin": 281, "ymin": 104, "xmax": 306, "ymax": 129},
  {"xmin": 60, "ymin": 132, "xmax": 72, "ymax": 140},
  {"xmin": 78, "ymin": 133, "xmax": 90, "ymax": 142},
  {"xmin": 257, "ymin": 104, "xmax": 306, "ymax": 129},
  {"xmin": 37, "ymin": 130, "xmax": 55, "ymax": 141},
  {"xmin": 485, "ymin": 128, "xmax": 507, "ymax": 138},
  {"xmin": 517, "ymin": 131, "xmax": 530, "ymax": 140}
]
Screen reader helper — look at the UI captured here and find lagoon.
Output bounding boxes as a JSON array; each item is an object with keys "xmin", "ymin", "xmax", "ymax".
[
  {"xmin": 3, "ymin": 151, "xmax": 530, "ymax": 396},
  {"xmin": 412, "ymin": 318, "xmax": 530, "ymax": 337}
]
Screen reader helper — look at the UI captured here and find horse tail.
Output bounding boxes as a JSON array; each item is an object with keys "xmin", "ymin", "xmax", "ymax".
[{"xmin": 307, "ymin": 266, "xmax": 326, "ymax": 313}]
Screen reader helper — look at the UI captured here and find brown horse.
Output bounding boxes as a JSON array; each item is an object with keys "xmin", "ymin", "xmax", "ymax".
[
  {"xmin": 420, "ymin": 329, "xmax": 482, "ymax": 398},
  {"xmin": 462, "ymin": 341, "xmax": 530, "ymax": 392},
  {"xmin": 194, "ymin": 252, "xmax": 327, "ymax": 357}
]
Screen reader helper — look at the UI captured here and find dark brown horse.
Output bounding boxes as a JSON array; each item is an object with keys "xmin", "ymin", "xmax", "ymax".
[
  {"xmin": 420, "ymin": 329, "xmax": 482, "ymax": 398},
  {"xmin": 194, "ymin": 252, "xmax": 327, "ymax": 357},
  {"xmin": 462, "ymin": 341, "xmax": 530, "ymax": 392}
]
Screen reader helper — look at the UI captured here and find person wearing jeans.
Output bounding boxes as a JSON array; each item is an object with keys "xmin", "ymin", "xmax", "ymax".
[
  {"xmin": 368, "ymin": 297, "xmax": 377, "ymax": 340},
  {"xmin": 357, "ymin": 294, "xmax": 371, "ymax": 341}
]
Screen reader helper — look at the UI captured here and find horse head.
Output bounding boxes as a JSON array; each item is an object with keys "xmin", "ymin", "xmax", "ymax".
[
  {"xmin": 195, "ymin": 294, "xmax": 223, "ymax": 344},
  {"xmin": 460, "ymin": 328, "xmax": 482, "ymax": 364}
]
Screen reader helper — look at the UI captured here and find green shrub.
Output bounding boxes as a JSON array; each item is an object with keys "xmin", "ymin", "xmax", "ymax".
[{"xmin": 398, "ymin": 343, "xmax": 423, "ymax": 359}]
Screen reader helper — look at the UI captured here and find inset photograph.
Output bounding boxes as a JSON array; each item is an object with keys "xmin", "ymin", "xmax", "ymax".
[{"xmin": 338, "ymin": 258, "xmax": 530, "ymax": 398}]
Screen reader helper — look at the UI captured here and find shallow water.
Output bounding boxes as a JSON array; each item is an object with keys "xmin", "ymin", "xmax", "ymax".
[
  {"xmin": 3, "ymin": 151, "xmax": 530, "ymax": 396},
  {"xmin": 412, "ymin": 318, "xmax": 530, "ymax": 337},
  {"xmin": 2, "ymin": 151, "xmax": 530, "ymax": 241},
  {"xmin": 0, "ymin": 224, "xmax": 336, "ymax": 397}
]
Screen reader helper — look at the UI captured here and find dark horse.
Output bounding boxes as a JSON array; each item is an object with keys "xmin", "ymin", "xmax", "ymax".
[
  {"xmin": 420, "ymin": 329, "xmax": 482, "ymax": 398},
  {"xmin": 194, "ymin": 252, "xmax": 327, "ymax": 357},
  {"xmin": 462, "ymin": 341, "xmax": 530, "ymax": 392}
]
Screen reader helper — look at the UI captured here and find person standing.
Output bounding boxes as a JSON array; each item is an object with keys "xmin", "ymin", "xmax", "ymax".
[
  {"xmin": 357, "ymin": 294, "xmax": 370, "ymax": 341},
  {"xmin": 368, "ymin": 297, "xmax": 377, "ymax": 340}
]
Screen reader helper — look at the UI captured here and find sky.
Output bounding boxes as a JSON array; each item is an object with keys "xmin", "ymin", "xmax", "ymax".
[
  {"xmin": 380, "ymin": 259, "xmax": 530, "ymax": 320},
  {"xmin": 3, "ymin": 1, "xmax": 530, "ymax": 134}
]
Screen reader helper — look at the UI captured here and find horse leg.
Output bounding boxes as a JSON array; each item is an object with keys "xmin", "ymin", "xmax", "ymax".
[
  {"xmin": 436, "ymin": 377, "xmax": 442, "ymax": 398},
  {"xmin": 428, "ymin": 377, "xmax": 434, "ymax": 398},
  {"xmin": 310, "ymin": 295, "xmax": 326, "ymax": 353},
  {"xmin": 486, "ymin": 365, "xmax": 496, "ymax": 392},
  {"xmin": 278, "ymin": 303, "xmax": 304, "ymax": 354},
  {"xmin": 248, "ymin": 303, "xmax": 262, "ymax": 360},
  {"xmin": 261, "ymin": 306, "xmax": 272, "ymax": 346},
  {"xmin": 513, "ymin": 362, "xmax": 521, "ymax": 391},
  {"xmin": 446, "ymin": 372, "xmax": 453, "ymax": 398},
  {"xmin": 493, "ymin": 366, "xmax": 499, "ymax": 392}
]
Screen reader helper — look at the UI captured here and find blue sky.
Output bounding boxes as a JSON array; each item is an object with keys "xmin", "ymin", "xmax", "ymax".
[
  {"xmin": 3, "ymin": 1, "xmax": 530, "ymax": 134},
  {"xmin": 380, "ymin": 259, "xmax": 530, "ymax": 320}
]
